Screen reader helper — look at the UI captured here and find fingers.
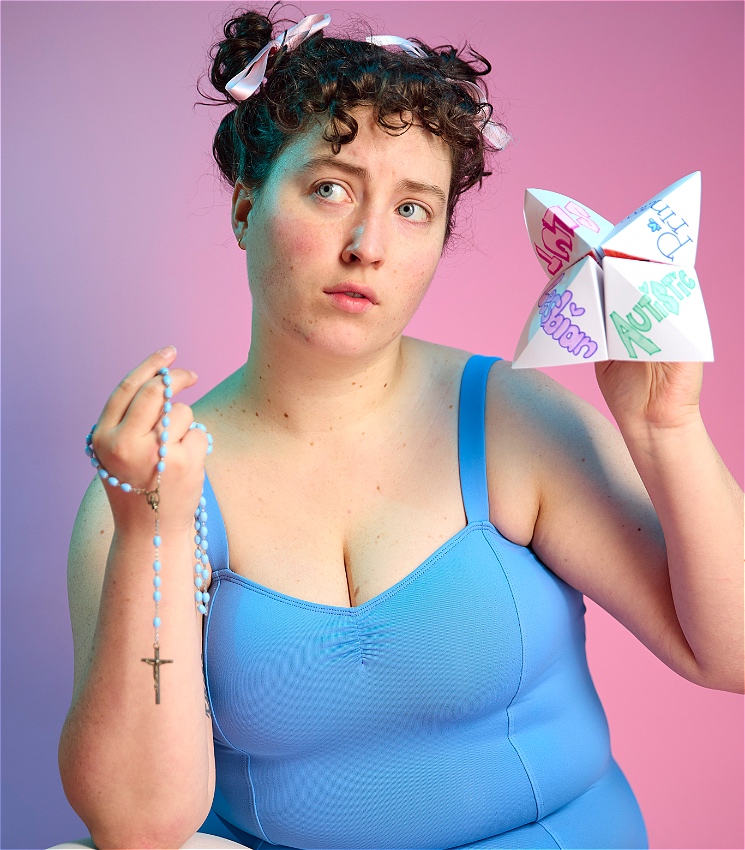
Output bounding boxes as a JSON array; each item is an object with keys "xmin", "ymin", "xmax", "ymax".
[
  {"xmin": 119, "ymin": 371, "xmax": 196, "ymax": 440},
  {"xmin": 100, "ymin": 347, "xmax": 176, "ymax": 428},
  {"xmin": 160, "ymin": 402, "xmax": 196, "ymax": 442}
]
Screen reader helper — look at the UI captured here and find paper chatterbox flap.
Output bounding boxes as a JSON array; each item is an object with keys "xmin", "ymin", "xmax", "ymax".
[
  {"xmin": 603, "ymin": 257, "xmax": 713, "ymax": 361},
  {"xmin": 601, "ymin": 172, "xmax": 701, "ymax": 267},
  {"xmin": 524, "ymin": 188, "xmax": 615, "ymax": 279},
  {"xmin": 512, "ymin": 256, "xmax": 609, "ymax": 368}
]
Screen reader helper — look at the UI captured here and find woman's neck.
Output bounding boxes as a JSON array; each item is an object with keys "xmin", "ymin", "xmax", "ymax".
[{"xmin": 234, "ymin": 323, "xmax": 412, "ymax": 442}]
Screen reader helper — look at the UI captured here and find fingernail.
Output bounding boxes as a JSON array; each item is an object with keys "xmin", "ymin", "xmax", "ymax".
[
  {"xmin": 159, "ymin": 345, "xmax": 177, "ymax": 358},
  {"xmin": 190, "ymin": 371, "xmax": 199, "ymax": 381}
]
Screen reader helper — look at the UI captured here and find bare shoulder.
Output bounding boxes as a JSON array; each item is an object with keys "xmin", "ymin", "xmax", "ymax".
[
  {"xmin": 487, "ymin": 360, "xmax": 610, "ymax": 436},
  {"xmin": 486, "ymin": 361, "xmax": 632, "ymax": 476},
  {"xmin": 483, "ymin": 362, "xmax": 635, "ymax": 546},
  {"xmin": 190, "ymin": 365, "xmax": 244, "ymax": 427}
]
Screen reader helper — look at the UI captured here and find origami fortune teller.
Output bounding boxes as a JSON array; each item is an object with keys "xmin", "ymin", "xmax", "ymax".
[{"xmin": 512, "ymin": 172, "xmax": 714, "ymax": 369}]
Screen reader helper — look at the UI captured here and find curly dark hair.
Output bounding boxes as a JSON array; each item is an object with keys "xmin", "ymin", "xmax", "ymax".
[{"xmin": 198, "ymin": 5, "xmax": 508, "ymax": 244}]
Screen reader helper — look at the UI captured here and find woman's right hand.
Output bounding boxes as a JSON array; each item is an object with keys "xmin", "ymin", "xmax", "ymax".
[
  {"xmin": 90, "ymin": 346, "xmax": 209, "ymax": 535},
  {"xmin": 61, "ymin": 345, "xmax": 217, "ymax": 847}
]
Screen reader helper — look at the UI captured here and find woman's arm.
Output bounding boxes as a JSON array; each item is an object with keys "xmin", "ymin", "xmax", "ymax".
[
  {"xmin": 487, "ymin": 361, "xmax": 743, "ymax": 694},
  {"xmin": 58, "ymin": 350, "xmax": 216, "ymax": 848}
]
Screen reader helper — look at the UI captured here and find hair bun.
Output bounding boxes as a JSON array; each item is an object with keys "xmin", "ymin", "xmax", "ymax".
[{"xmin": 209, "ymin": 10, "xmax": 275, "ymax": 97}]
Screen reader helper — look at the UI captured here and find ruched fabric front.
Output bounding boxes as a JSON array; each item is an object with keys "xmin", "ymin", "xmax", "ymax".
[{"xmin": 200, "ymin": 355, "xmax": 648, "ymax": 849}]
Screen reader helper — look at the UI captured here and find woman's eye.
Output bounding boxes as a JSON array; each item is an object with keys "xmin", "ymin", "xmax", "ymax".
[
  {"xmin": 398, "ymin": 202, "xmax": 429, "ymax": 222},
  {"xmin": 314, "ymin": 182, "xmax": 347, "ymax": 202}
]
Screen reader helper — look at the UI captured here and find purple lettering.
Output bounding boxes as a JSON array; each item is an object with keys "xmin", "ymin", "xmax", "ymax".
[
  {"xmin": 572, "ymin": 337, "xmax": 599, "ymax": 359},
  {"xmin": 558, "ymin": 324, "xmax": 584, "ymax": 350}
]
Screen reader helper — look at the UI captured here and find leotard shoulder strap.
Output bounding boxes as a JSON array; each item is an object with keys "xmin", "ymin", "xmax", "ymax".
[{"xmin": 458, "ymin": 354, "xmax": 501, "ymax": 524}]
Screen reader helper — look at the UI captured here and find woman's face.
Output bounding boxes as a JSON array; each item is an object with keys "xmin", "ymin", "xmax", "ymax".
[{"xmin": 233, "ymin": 106, "xmax": 452, "ymax": 359}]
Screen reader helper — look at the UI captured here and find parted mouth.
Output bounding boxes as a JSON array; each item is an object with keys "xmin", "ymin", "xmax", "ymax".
[{"xmin": 323, "ymin": 283, "xmax": 378, "ymax": 304}]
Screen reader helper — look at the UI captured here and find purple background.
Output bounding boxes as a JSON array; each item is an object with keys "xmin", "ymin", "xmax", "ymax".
[{"xmin": 2, "ymin": 2, "xmax": 742, "ymax": 848}]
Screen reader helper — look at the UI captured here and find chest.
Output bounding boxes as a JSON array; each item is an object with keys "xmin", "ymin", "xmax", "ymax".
[
  {"xmin": 195, "ymin": 352, "xmax": 540, "ymax": 608},
  {"xmin": 203, "ymin": 414, "xmax": 468, "ymax": 608}
]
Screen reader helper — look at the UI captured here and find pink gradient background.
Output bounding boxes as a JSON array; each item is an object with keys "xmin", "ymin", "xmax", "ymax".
[{"xmin": 1, "ymin": 2, "xmax": 742, "ymax": 848}]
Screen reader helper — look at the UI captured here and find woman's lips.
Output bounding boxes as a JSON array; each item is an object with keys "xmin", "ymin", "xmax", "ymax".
[{"xmin": 325, "ymin": 291, "xmax": 374, "ymax": 313}]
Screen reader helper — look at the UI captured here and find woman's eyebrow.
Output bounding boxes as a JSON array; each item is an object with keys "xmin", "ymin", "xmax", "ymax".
[{"xmin": 298, "ymin": 155, "xmax": 448, "ymax": 208}]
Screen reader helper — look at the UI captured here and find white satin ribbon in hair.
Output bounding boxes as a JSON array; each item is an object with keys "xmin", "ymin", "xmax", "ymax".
[
  {"xmin": 456, "ymin": 79, "xmax": 512, "ymax": 150},
  {"xmin": 365, "ymin": 34, "xmax": 429, "ymax": 59},
  {"xmin": 226, "ymin": 13, "xmax": 332, "ymax": 101},
  {"xmin": 365, "ymin": 34, "xmax": 511, "ymax": 150}
]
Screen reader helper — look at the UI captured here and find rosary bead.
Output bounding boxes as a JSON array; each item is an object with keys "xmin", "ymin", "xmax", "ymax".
[{"xmin": 82, "ymin": 369, "xmax": 215, "ymax": 704}]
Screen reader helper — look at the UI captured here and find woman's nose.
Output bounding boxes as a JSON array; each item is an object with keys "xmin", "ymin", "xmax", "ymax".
[{"xmin": 341, "ymin": 219, "xmax": 386, "ymax": 266}]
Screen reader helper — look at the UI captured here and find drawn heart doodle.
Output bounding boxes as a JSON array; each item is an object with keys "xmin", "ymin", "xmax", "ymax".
[{"xmin": 568, "ymin": 302, "xmax": 585, "ymax": 318}]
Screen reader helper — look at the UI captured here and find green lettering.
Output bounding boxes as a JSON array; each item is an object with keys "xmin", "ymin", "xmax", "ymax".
[
  {"xmin": 610, "ymin": 311, "xmax": 662, "ymax": 359},
  {"xmin": 651, "ymin": 274, "xmax": 681, "ymax": 315},
  {"xmin": 677, "ymin": 269, "xmax": 697, "ymax": 293},
  {"xmin": 628, "ymin": 303, "xmax": 653, "ymax": 331}
]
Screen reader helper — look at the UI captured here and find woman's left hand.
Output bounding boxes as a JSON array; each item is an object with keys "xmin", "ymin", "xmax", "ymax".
[{"xmin": 594, "ymin": 360, "xmax": 704, "ymax": 432}]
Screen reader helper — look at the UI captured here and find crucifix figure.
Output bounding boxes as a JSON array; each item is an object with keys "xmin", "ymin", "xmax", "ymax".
[{"xmin": 141, "ymin": 643, "xmax": 173, "ymax": 704}]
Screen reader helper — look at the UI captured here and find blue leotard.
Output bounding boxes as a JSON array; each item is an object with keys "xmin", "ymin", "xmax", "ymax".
[{"xmin": 199, "ymin": 354, "xmax": 648, "ymax": 849}]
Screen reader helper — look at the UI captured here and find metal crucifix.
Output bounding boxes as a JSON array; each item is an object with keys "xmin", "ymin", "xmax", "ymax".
[{"xmin": 141, "ymin": 643, "xmax": 173, "ymax": 704}]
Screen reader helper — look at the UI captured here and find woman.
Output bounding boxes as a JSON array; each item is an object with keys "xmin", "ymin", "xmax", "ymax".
[{"xmin": 56, "ymin": 7, "xmax": 743, "ymax": 849}]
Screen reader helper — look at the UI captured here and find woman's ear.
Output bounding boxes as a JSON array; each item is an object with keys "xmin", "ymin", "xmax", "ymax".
[{"xmin": 231, "ymin": 183, "xmax": 254, "ymax": 248}]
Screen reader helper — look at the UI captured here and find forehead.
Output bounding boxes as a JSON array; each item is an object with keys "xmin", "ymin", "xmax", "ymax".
[{"xmin": 270, "ymin": 107, "xmax": 452, "ymax": 189}]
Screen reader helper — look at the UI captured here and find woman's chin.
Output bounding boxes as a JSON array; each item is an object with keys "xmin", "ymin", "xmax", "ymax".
[{"xmin": 291, "ymin": 323, "xmax": 397, "ymax": 361}]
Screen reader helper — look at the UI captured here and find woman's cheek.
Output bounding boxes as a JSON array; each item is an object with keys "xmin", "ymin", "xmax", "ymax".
[{"xmin": 270, "ymin": 211, "xmax": 324, "ymax": 262}]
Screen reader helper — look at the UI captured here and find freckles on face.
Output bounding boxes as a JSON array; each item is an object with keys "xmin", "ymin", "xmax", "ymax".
[{"xmin": 242, "ymin": 109, "xmax": 451, "ymax": 351}]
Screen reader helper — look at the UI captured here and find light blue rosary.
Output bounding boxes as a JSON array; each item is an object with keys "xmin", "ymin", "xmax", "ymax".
[{"xmin": 85, "ymin": 367, "xmax": 213, "ymax": 703}]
